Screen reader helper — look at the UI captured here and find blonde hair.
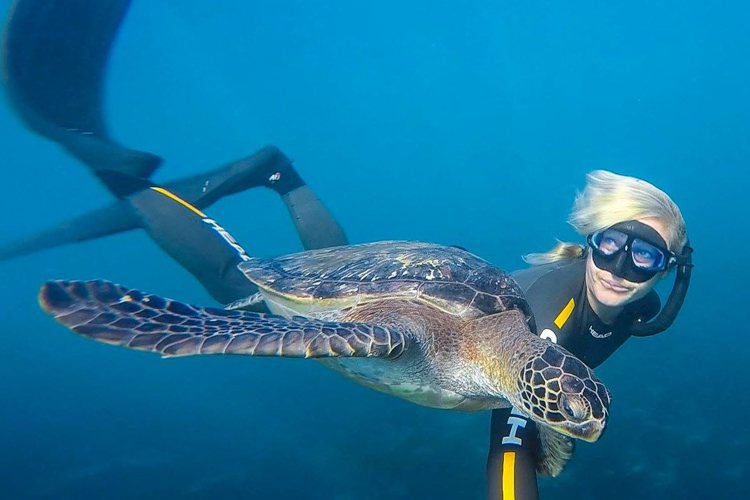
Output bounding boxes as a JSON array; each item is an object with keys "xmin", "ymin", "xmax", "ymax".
[{"xmin": 524, "ymin": 170, "xmax": 687, "ymax": 265}]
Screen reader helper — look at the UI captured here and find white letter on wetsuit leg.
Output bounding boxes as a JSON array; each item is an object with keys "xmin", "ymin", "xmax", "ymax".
[{"xmin": 502, "ymin": 407, "xmax": 528, "ymax": 446}]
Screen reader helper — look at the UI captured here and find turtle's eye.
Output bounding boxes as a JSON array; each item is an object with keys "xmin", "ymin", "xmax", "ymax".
[{"xmin": 559, "ymin": 394, "xmax": 588, "ymax": 422}]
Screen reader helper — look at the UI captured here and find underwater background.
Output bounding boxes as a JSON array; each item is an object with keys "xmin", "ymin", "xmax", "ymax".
[{"xmin": 0, "ymin": 1, "xmax": 747, "ymax": 498}]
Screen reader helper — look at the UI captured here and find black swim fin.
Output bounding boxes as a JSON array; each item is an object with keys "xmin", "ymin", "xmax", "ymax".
[
  {"xmin": 0, "ymin": 201, "xmax": 139, "ymax": 261},
  {"xmin": 2, "ymin": 0, "xmax": 162, "ymax": 180}
]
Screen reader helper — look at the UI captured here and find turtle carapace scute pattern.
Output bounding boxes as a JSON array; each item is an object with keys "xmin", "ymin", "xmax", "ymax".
[{"xmin": 238, "ymin": 241, "xmax": 531, "ymax": 320}]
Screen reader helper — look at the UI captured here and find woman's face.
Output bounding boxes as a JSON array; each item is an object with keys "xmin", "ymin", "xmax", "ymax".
[{"xmin": 585, "ymin": 217, "xmax": 670, "ymax": 312}]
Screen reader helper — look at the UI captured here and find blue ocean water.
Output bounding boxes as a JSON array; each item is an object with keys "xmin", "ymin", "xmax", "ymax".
[{"xmin": 0, "ymin": 1, "xmax": 747, "ymax": 498}]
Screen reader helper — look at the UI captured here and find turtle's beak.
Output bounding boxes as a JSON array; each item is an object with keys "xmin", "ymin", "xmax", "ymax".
[{"xmin": 561, "ymin": 419, "xmax": 606, "ymax": 442}]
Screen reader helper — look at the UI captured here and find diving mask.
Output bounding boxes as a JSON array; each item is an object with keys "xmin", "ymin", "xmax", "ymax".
[{"xmin": 587, "ymin": 220, "xmax": 676, "ymax": 283}]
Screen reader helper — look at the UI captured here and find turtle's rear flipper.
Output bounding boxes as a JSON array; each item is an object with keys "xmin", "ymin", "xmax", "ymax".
[{"xmin": 39, "ymin": 280, "xmax": 407, "ymax": 359}]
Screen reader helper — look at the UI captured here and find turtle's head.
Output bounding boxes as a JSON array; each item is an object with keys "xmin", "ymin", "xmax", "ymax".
[{"xmin": 517, "ymin": 345, "xmax": 610, "ymax": 442}]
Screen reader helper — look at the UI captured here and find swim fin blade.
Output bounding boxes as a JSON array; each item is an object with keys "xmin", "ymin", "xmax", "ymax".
[{"xmin": 2, "ymin": 0, "xmax": 163, "ymax": 181}]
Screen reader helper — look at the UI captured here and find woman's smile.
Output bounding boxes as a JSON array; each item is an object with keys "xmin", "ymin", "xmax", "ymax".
[{"xmin": 599, "ymin": 276, "xmax": 630, "ymax": 293}]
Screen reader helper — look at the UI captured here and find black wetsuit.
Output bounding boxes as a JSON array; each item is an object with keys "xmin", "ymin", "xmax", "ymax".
[{"xmin": 486, "ymin": 258, "xmax": 661, "ymax": 500}]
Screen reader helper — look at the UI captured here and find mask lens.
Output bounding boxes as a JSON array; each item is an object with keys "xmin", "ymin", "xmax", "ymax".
[
  {"xmin": 631, "ymin": 239, "xmax": 667, "ymax": 271},
  {"xmin": 590, "ymin": 229, "xmax": 628, "ymax": 256}
]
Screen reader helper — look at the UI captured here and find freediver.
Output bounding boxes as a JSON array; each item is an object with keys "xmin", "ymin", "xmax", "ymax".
[{"xmin": 0, "ymin": 1, "xmax": 693, "ymax": 499}]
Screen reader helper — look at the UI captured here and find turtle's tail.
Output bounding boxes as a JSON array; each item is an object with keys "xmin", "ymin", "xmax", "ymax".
[{"xmin": 39, "ymin": 280, "xmax": 407, "ymax": 359}]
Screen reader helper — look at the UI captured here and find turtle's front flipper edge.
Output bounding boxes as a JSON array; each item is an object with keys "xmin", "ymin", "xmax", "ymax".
[{"xmin": 39, "ymin": 280, "xmax": 407, "ymax": 359}]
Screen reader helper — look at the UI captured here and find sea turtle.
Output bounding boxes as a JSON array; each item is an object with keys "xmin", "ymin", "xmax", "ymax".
[{"xmin": 39, "ymin": 240, "xmax": 610, "ymax": 476}]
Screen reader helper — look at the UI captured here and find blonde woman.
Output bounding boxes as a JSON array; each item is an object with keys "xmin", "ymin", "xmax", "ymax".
[{"xmin": 486, "ymin": 170, "xmax": 693, "ymax": 499}]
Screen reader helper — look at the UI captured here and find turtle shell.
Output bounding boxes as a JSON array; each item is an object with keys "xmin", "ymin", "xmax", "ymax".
[{"xmin": 239, "ymin": 241, "xmax": 530, "ymax": 319}]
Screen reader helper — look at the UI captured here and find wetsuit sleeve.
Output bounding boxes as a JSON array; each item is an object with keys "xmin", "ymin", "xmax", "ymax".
[{"xmin": 486, "ymin": 407, "xmax": 540, "ymax": 500}]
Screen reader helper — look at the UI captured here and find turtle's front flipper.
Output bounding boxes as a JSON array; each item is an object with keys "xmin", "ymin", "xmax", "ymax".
[
  {"xmin": 535, "ymin": 425, "xmax": 574, "ymax": 477},
  {"xmin": 39, "ymin": 280, "xmax": 407, "ymax": 359}
]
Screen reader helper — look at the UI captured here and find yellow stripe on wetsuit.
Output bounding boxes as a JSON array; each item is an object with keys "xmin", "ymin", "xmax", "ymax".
[
  {"xmin": 149, "ymin": 186, "xmax": 207, "ymax": 218},
  {"xmin": 554, "ymin": 298, "xmax": 575, "ymax": 329},
  {"xmin": 502, "ymin": 451, "xmax": 516, "ymax": 499}
]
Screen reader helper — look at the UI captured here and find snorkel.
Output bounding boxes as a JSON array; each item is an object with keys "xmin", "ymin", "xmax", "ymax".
[
  {"xmin": 586, "ymin": 219, "xmax": 694, "ymax": 336},
  {"xmin": 630, "ymin": 242, "xmax": 693, "ymax": 336}
]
